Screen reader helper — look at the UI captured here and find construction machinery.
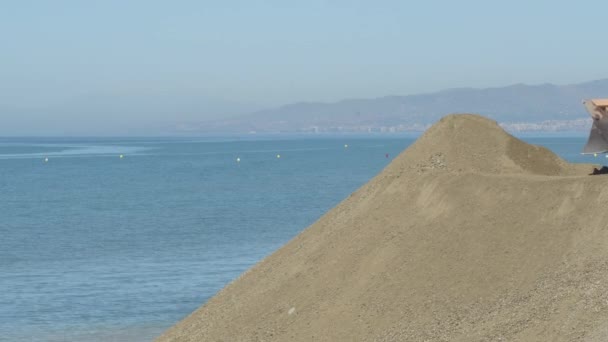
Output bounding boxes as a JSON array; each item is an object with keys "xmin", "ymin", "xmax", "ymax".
[{"xmin": 583, "ymin": 99, "xmax": 608, "ymax": 154}]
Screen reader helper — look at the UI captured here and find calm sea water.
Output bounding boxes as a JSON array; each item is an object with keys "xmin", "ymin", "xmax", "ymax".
[{"xmin": 0, "ymin": 136, "xmax": 594, "ymax": 342}]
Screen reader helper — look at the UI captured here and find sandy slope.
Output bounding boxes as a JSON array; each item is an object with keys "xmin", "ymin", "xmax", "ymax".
[{"xmin": 157, "ymin": 114, "xmax": 608, "ymax": 342}]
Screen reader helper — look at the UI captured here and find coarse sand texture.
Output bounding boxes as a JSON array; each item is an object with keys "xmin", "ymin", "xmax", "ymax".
[{"xmin": 157, "ymin": 114, "xmax": 608, "ymax": 342}]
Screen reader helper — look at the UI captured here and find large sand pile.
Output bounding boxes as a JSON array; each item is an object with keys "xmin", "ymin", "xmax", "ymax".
[{"xmin": 157, "ymin": 114, "xmax": 608, "ymax": 342}]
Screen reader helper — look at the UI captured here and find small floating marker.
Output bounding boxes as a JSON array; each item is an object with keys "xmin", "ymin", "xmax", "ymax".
[
  {"xmin": 594, "ymin": 153, "xmax": 598, "ymax": 157},
  {"xmin": 344, "ymin": 144, "xmax": 348, "ymax": 148},
  {"xmin": 236, "ymin": 157, "xmax": 241, "ymax": 163},
  {"xmin": 44, "ymin": 157, "xmax": 49, "ymax": 163},
  {"xmin": 119, "ymin": 154, "xmax": 124, "ymax": 159},
  {"xmin": 277, "ymin": 154, "xmax": 281, "ymax": 159},
  {"xmin": 385, "ymin": 153, "xmax": 389, "ymax": 158}
]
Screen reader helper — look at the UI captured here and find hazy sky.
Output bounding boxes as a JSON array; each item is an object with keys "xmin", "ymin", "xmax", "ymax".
[{"xmin": 2, "ymin": 0, "xmax": 608, "ymax": 134}]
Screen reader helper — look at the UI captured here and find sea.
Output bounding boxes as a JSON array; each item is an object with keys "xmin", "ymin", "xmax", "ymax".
[{"xmin": 0, "ymin": 135, "xmax": 594, "ymax": 342}]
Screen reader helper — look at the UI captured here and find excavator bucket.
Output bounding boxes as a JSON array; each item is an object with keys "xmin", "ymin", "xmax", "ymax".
[{"xmin": 583, "ymin": 99, "xmax": 608, "ymax": 154}]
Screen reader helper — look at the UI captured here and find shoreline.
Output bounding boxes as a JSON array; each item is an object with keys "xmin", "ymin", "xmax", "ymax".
[{"xmin": 6, "ymin": 323, "xmax": 169, "ymax": 342}]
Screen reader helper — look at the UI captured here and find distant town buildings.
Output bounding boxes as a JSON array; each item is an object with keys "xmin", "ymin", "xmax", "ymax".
[
  {"xmin": 499, "ymin": 118, "xmax": 590, "ymax": 133},
  {"xmin": 295, "ymin": 119, "xmax": 591, "ymax": 134},
  {"xmin": 178, "ymin": 117, "xmax": 592, "ymax": 135},
  {"xmin": 298, "ymin": 123, "xmax": 432, "ymax": 133}
]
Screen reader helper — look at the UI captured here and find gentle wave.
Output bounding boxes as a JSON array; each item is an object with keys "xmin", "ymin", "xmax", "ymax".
[{"xmin": 0, "ymin": 145, "xmax": 150, "ymax": 159}]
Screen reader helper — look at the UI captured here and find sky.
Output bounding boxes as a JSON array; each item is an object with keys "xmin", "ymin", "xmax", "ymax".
[{"xmin": 2, "ymin": 0, "xmax": 608, "ymax": 135}]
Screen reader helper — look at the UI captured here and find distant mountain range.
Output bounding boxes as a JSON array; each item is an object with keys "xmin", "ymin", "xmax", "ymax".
[{"xmin": 181, "ymin": 79, "xmax": 608, "ymax": 134}]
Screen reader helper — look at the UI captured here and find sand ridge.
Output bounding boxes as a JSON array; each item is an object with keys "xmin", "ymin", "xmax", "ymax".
[{"xmin": 157, "ymin": 114, "xmax": 608, "ymax": 342}]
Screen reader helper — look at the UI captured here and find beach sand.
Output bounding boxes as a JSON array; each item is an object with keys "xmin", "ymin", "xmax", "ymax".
[{"xmin": 157, "ymin": 114, "xmax": 608, "ymax": 341}]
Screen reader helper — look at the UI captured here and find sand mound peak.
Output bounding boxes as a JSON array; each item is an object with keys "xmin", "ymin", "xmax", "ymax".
[
  {"xmin": 157, "ymin": 115, "xmax": 606, "ymax": 342},
  {"xmin": 392, "ymin": 113, "xmax": 572, "ymax": 176}
]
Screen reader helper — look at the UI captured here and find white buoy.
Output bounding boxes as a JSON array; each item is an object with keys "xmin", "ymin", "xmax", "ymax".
[
  {"xmin": 44, "ymin": 157, "xmax": 49, "ymax": 163},
  {"xmin": 344, "ymin": 144, "xmax": 348, "ymax": 148},
  {"xmin": 236, "ymin": 157, "xmax": 241, "ymax": 163},
  {"xmin": 119, "ymin": 154, "xmax": 124, "ymax": 159},
  {"xmin": 594, "ymin": 153, "xmax": 598, "ymax": 157},
  {"xmin": 277, "ymin": 154, "xmax": 281, "ymax": 159}
]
